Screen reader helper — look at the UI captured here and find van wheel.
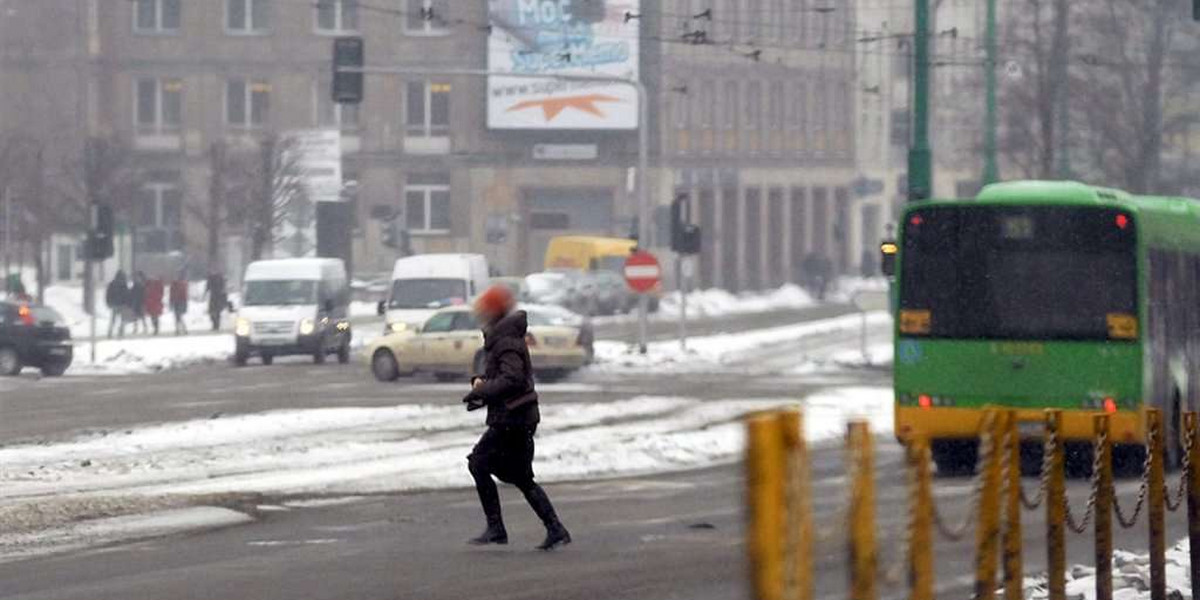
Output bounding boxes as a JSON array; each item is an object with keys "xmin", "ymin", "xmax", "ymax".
[
  {"xmin": 261, "ymin": 353, "xmax": 274, "ymax": 366},
  {"xmin": 233, "ymin": 348, "xmax": 249, "ymax": 367},
  {"xmin": 372, "ymin": 349, "xmax": 400, "ymax": 382},
  {"xmin": 337, "ymin": 342, "xmax": 351, "ymax": 364},
  {"xmin": 313, "ymin": 349, "xmax": 327, "ymax": 365},
  {"xmin": 0, "ymin": 347, "xmax": 20, "ymax": 376}
]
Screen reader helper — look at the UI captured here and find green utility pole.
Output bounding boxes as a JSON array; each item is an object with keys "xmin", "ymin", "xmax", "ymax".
[
  {"xmin": 908, "ymin": 0, "xmax": 933, "ymax": 202},
  {"xmin": 982, "ymin": 0, "xmax": 999, "ymax": 186}
]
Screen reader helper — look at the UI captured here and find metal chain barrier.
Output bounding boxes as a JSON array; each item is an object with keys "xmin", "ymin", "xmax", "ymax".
[
  {"xmin": 1020, "ymin": 426, "xmax": 1057, "ymax": 510},
  {"xmin": 1064, "ymin": 430, "xmax": 1107, "ymax": 534},
  {"xmin": 1113, "ymin": 427, "xmax": 1154, "ymax": 528},
  {"xmin": 1165, "ymin": 423, "xmax": 1193, "ymax": 513},
  {"xmin": 930, "ymin": 413, "xmax": 998, "ymax": 541}
]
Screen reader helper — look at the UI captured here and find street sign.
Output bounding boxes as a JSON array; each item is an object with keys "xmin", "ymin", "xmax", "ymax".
[{"xmin": 624, "ymin": 250, "xmax": 661, "ymax": 294}]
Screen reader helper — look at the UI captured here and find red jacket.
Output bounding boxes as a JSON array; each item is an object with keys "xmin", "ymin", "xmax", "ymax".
[{"xmin": 145, "ymin": 279, "xmax": 165, "ymax": 316}]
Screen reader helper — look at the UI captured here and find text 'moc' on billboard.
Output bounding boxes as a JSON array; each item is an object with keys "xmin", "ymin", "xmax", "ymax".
[{"xmin": 487, "ymin": 0, "xmax": 640, "ymax": 130}]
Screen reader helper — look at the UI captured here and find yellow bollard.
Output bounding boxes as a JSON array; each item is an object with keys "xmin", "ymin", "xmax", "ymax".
[
  {"xmin": 1045, "ymin": 410, "xmax": 1067, "ymax": 600},
  {"xmin": 908, "ymin": 435, "xmax": 935, "ymax": 600},
  {"xmin": 779, "ymin": 410, "xmax": 812, "ymax": 600},
  {"xmin": 847, "ymin": 421, "xmax": 876, "ymax": 600},
  {"xmin": 1094, "ymin": 414, "xmax": 1114, "ymax": 600},
  {"xmin": 1186, "ymin": 412, "xmax": 1200, "ymax": 600},
  {"xmin": 1147, "ymin": 408, "xmax": 1166, "ymax": 600},
  {"xmin": 974, "ymin": 410, "xmax": 1004, "ymax": 600},
  {"xmin": 1003, "ymin": 411, "xmax": 1023, "ymax": 600},
  {"xmin": 748, "ymin": 414, "xmax": 786, "ymax": 600}
]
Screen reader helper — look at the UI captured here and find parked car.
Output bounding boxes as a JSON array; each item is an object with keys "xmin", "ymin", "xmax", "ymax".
[
  {"xmin": 0, "ymin": 300, "xmax": 72, "ymax": 376},
  {"xmin": 364, "ymin": 304, "xmax": 590, "ymax": 383},
  {"xmin": 576, "ymin": 269, "xmax": 637, "ymax": 316},
  {"xmin": 523, "ymin": 271, "xmax": 581, "ymax": 310}
]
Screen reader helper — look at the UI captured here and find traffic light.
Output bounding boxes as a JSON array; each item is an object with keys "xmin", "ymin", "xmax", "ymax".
[
  {"xmin": 85, "ymin": 204, "xmax": 114, "ymax": 260},
  {"xmin": 670, "ymin": 194, "xmax": 702, "ymax": 255},
  {"xmin": 381, "ymin": 219, "xmax": 399, "ymax": 249},
  {"xmin": 332, "ymin": 37, "xmax": 364, "ymax": 105},
  {"xmin": 880, "ymin": 239, "xmax": 898, "ymax": 277},
  {"xmin": 1195, "ymin": 0, "xmax": 1199, "ymax": 20}
]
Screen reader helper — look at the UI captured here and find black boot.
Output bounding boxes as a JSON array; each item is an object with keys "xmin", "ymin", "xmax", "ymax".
[
  {"xmin": 522, "ymin": 483, "xmax": 571, "ymax": 551},
  {"xmin": 469, "ymin": 458, "xmax": 508, "ymax": 545}
]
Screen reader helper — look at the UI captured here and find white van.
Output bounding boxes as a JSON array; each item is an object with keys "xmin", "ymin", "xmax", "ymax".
[
  {"xmin": 378, "ymin": 254, "xmax": 489, "ymax": 334},
  {"xmin": 234, "ymin": 258, "xmax": 352, "ymax": 366}
]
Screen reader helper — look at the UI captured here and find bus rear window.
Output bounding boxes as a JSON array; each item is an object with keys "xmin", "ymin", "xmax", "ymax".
[{"xmin": 900, "ymin": 206, "xmax": 1137, "ymax": 341}]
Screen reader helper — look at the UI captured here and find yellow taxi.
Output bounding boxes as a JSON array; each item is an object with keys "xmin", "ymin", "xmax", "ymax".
[{"xmin": 365, "ymin": 304, "xmax": 592, "ymax": 383}]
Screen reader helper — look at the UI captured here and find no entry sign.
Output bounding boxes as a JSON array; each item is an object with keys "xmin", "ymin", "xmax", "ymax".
[{"xmin": 623, "ymin": 250, "xmax": 661, "ymax": 294}]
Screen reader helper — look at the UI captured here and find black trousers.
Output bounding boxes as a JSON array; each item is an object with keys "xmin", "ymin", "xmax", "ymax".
[{"xmin": 467, "ymin": 424, "xmax": 560, "ymax": 529}]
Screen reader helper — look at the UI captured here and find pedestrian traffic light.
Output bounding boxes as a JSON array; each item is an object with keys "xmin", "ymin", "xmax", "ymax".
[
  {"xmin": 381, "ymin": 219, "xmax": 399, "ymax": 249},
  {"xmin": 85, "ymin": 204, "xmax": 114, "ymax": 260},
  {"xmin": 670, "ymin": 194, "xmax": 702, "ymax": 255},
  {"xmin": 332, "ymin": 36, "xmax": 364, "ymax": 105},
  {"xmin": 880, "ymin": 239, "xmax": 898, "ymax": 277}
]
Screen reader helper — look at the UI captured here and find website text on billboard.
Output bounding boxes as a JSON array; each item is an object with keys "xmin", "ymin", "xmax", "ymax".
[{"xmin": 487, "ymin": 0, "xmax": 640, "ymax": 130}]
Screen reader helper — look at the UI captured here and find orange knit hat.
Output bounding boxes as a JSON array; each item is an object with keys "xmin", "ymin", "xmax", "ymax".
[{"xmin": 474, "ymin": 284, "xmax": 515, "ymax": 320}]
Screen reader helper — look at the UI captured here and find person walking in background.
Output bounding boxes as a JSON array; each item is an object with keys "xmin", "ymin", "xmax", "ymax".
[
  {"xmin": 145, "ymin": 275, "xmax": 164, "ymax": 336},
  {"xmin": 105, "ymin": 271, "xmax": 129, "ymax": 339},
  {"xmin": 129, "ymin": 272, "xmax": 148, "ymax": 335},
  {"xmin": 169, "ymin": 274, "xmax": 189, "ymax": 336},
  {"xmin": 205, "ymin": 270, "xmax": 227, "ymax": 332},
  {"xmin": 462, "ymin": 284, "xmax": 572, "ymax": 551}
]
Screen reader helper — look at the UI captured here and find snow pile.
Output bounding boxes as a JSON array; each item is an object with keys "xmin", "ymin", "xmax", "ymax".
[
  {"xmin": 655, "ymin": 284, "xmax": 816, "ymax": 319},
  {"xmin": 592, "ymin": 312, "xmax": 892, "ymax": 373},
  {"xmin": 1020, "ymin": 540, "xmax": 1192, "ymax": 600},
  {"xmin": 69, "ymin": 333, "xmax": 236, "ymax": 375},
  {"xmin": 0, "ymin": 388, "xmax": 892, "ymax": 506}
]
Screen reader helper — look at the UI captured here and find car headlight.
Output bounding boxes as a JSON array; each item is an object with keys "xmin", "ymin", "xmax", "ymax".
[
  {"xmin": 299, "ymin": 318, "xmax": 316, "ymax": 336},
  {"xmin": 235, "ymin": 318, "xmax": 251, "ymax": 337},
  {"xmin": 389, "ymin": 321, "xmax": 408, "ymax": 334}
]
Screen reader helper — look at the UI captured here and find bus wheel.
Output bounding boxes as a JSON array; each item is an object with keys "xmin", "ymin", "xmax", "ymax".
[
  {"xmin": 1064, "ymin": 442, "xmax": 1094, "ymax": 479},
  {"xmin": 931, "ymin": 440, "xmax": 978, "ymax": 477},
  {"xmin": 1166, "ymin": 395, "xmax": 1184, "ymax": 471}
]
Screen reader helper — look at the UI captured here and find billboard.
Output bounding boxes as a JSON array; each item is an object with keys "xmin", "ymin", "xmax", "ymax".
[
  {"xmin": 487, "ymin": 0, "xmax": 640, "ymax": 130},
  {"xmin": 273, "ymin": 130, "xmax": 342, "ymax": 258}
]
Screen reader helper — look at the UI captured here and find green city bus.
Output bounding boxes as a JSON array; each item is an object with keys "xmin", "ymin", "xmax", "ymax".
[{"xmin": 890, "ymin": 180, "xmax": 1200, "ymax": 474}]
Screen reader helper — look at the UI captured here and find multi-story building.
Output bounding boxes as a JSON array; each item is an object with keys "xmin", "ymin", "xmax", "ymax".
[{"xmin": 1, "ymin": 0, "xmax": 862, "ymax": 292}]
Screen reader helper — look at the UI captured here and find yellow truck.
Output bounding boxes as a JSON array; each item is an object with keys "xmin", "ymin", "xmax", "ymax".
[{"xmin": 543, "ymin": 235, "xmax": 638, "ymax": 272}]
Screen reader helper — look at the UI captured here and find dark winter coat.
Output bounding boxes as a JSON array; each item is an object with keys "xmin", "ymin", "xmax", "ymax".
[
  {"xmin": 462, "ymin": 310, "xmax": 540, "ymax": 427},
  {"xmin": 129, "ymin": 281, "xmax": 146, "ymax": 317},
  {"xmin": 105, "ymin": 277, "xmax": 128, "ymax": 309}
]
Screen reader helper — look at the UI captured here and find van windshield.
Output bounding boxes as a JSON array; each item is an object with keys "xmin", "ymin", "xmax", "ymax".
[
  {"xmin": 244, "ymin": 280, "xmax": 317, "ymax": 306},
  {"xmin": 389, "ymin": 279, "xmax": 467, "ymax": 309}
]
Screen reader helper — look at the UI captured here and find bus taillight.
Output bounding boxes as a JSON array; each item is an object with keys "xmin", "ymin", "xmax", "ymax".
[
  {"xmin": 918, "ymin": 394, "xmax": 932, "ymax": 409},
  {"xmin": 1103, "ymin": 397, "xmax": 1118, "ymax": 413},
  {"xmin": 1115, "ymin": 214, "xmax": 1129, "ymax": 229}
]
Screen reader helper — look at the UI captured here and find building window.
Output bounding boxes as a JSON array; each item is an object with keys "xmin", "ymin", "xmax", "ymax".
[
  {"xmin": 226, "ymin": 79, "xmax": 271, "ymax": 129},
  {"xmin": 135, "ymin": 0, "xmax": 180, "ymax": 33},
  {"xmin": 135, "ymin": 77, "xmax": 182, "ymax": 135},
  {"xmin": 768, "ymin": 81, "xmax": 784, "ymax": 130},
  {"xmin": 406, "ymin": 81, "xmax": 450, "ymax": 137},
  {"xmin": 315, "ymin": 0, "xmax": 357, "ymax": 33},
  {"xmin": 672, "ymin": 89, "xmax": 689, "ymax": 129},
  {"xmin": 136, "ymin": 179, "xmax": 183, "ymax": 254},
  {"xmin": 405, "ymin": 0, "xmax": 448, "ymax": 34},
  {"xmin": 698, "ymin": 80, "xmax": 715, "ymax": 129},
  {"xmin": 227, "ymin": 0, "xmax": 269, "ymax": 33},
  {"xmin": 316, "ymin": 78, "xmax": 360, "ymax": 131},
  {"xmin": 404, "ymin": 173, "xmax": 451, "ymax": 234}
]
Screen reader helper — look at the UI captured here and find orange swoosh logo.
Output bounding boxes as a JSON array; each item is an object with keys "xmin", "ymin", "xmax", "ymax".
[{"xmin": 507, "ymin": 94, "xmax": 622, "ymax": 121}]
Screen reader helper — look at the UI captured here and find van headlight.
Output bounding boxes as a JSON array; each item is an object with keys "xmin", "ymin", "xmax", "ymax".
[
  {"xmin": 299, "ymin": 318, "xmax": 316, "ymax": 336},
  {"xmin": 389, "ymin": 321, "xmax": 408, "ymax": 334},
  {"xmin": 235, "ymin": 318, "xmax": 251, "ymax": 337}
]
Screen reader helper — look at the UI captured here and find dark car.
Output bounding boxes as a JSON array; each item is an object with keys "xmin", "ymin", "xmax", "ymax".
[{"xmin": 0, "ymin": 301, "xmax": 73, "ymax": 376}]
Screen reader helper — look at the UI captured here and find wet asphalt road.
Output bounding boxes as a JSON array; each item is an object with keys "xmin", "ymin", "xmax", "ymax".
[{"xmin": 0, "ymin": 305, "xmax": 1184, "ymax": 600}]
